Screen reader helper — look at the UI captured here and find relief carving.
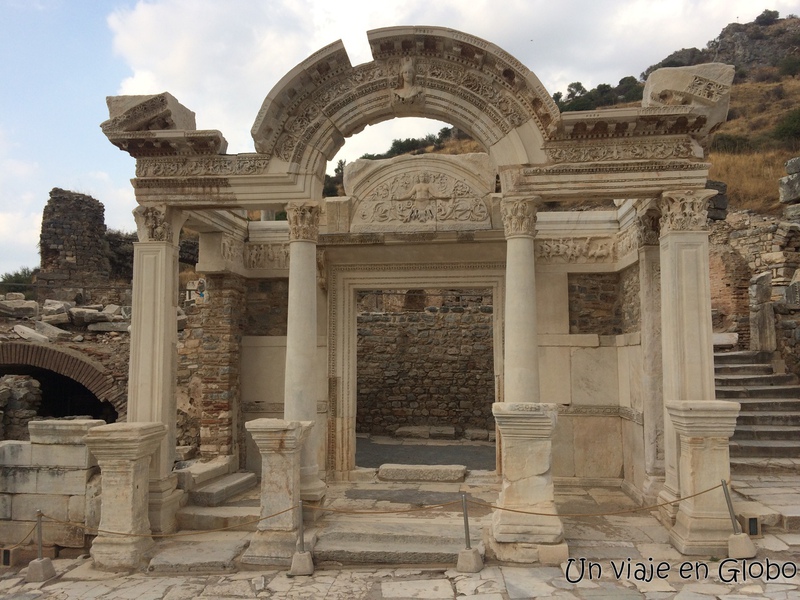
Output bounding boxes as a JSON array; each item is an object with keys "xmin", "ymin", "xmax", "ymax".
[
  {"xmin": 353, "ymin": 171, "xmax": 490, "ymax": 232},
  {"xmin": 317, "ymin": 249, "xmax": 327, "ymax": 291},
  {"xmin": 287, "ymin": 202, "xmax": 321, "ymax": 242},
  {"xmin": 244, "ymin": 243, "xmax": 290, "ymax": 270},
  {"xmin": 545, "ymin": 139, "xmax": 695, "ymax": 163},
  {"xmin": 392, "ymin": 57, "xmax": 423, "ymax": 105},
  {"xmin": 636, "ymin": 213, "xmax": 661, "ymax": 246},
  {"xmin": 220, "ymin": 235, "xmax": 244, "ymax": 264},
  {"xmin": 535, "ymin": 236, "xmax": 613, "ymax": 263},
  {"xmin": 659, "ymin": 189, "xmax": 716, "ymax": 233},
  {"xmin": 501, "ymin": 197, "xmax": 537, "ymax": 238},
  {"xmin": 616, "ymin": 226, "xmax": 639, "ymax": 259},
  {"xmin": 136, "ymin": 155, "xmax": 269, "ymax": 178},
  {"xmin": 138, "ymin": 206, "xmax": 173, "ymax": 242},
  {"xmin": 686, "ymin": 75, "xmax": 729, "ymax": 102}
]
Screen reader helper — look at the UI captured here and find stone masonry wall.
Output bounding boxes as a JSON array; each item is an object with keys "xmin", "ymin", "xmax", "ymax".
[
  {"xmin": 568, "ymin": 273, "xmax": 622, "ymax": 335},
  {"xmin": 244, "ymin": 279, "xmax": 289, "ymax": 336},
  {"xmin": 198, "ymin": 274, "xmax": 246, "ymax": 464},
  {"xmin": 0, "ymin": 375, "xmax": 42, "ymax": 440},
  {"xmin": 619, "ymin": 264, "xmax": 641, "ymax": 334},
  {"xmin": 356, "ymin": 306, "xmax": 495, "ymax": 436}
]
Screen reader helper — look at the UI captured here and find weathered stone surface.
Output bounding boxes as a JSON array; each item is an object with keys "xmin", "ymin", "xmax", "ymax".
[
  {"xmin": 5, "ymin": 292, "xmax": 25, "ymax": 301},
  {"xmin": 780, "ymin": 173, "xmax": 800, "ymax": 204},
  {"xmin": 102, "ymin": 304, "xmax": 121, "ymax": 315},
  {"xmin": 787, "ymin": 156, "xmax": 800, "ymax": 175},
  {"xmin": 0, "ymin": 299, "xmax": 38, "ymax": 317},
  {"xmin": 69, "ymin": 307, "xmax": 111, "ymax": 326},
  {"xmin": 42, "ymin": 299, "xmax": 71, "ymax": 315},
  {"xmin": 40, "ymin": 312, "xmax": 70, "ymax": 325},
  {"xmin": 34, "ymin": 320, "xmax": 72, "ymax": 341},
  {"xmin": 377, "ymin": 463, "xmax": 466, "ymax": 482},
  {"xmin": 394, "ymin": 426, "xmax": 430, "ymax": 439},
  {"xmin": 87, "ymin": 322, "xmax": 130, "ymax": 332},
  {"xmin": 12, "ymin": 324, "xmax": 49, "ymax": 343}
]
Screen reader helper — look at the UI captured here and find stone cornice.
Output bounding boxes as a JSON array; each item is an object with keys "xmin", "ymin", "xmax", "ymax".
[{"xmin": 492, "ymin": 402, "xmax": 557, "ymax": 439}]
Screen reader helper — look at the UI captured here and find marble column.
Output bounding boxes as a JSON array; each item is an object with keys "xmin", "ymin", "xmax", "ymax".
[
  {"xmin": 655, "ymin": 189, "xmax": 719, "ymax": 526},
  {"xmin": 667, "ymin": 401, "xmax": 740, "ymax": 555},
  {"xmin": 637, "ymin": 209, "xmax": 665, "ymax": 504},
  {"xmin": 129, "ymin": 205, "xmax": 187, "ymax": 533},
  {"xmin": 501, "ymin": 197, "xmax": 540, "ymax": 404},
  {"xmin": 488, "ymin": 403, "xmax": 567, "ymax": 565},
  {"xmin": 241, "ymin": 419, "xmax": 311, "ymax": 566},
  {"xmin": 283, "ymin": 202, "xmax": 326, "ymax": 508},
  {"xmin": 84, "ymin": 423, "xmax": 166, "ymax": 570}
]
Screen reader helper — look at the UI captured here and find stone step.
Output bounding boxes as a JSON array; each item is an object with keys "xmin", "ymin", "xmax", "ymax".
[
  {"xmin": 189, "ymin": 472, "xmax": 258, "ymax": 507},
  {"xmin": 715, "ymin": 364, "xmax": 775, "ymax": 376},
  {"xmin": 728, "ymin": 398, "xmax": 800, "ymax": 411},
  {"xmin": 714, "ymin": 351, "xmax": 774, "ymax": 365},
  {"xmin": 715, "ymin": 385, "xmax": 800, "ymax": 399},
  {"xmin": 737, "ymin": 411, "xmax": 800, "ymax": 426},
  {"xmin": 176, "ymin": 505, "xmax": 261, "ymax": 531},
  {"xmin": 732, "ymin": 425, "xmax": 800, "ymax": 441},
  {"xmin": 174, "ymin": 455, "xmax": 235, "ymax": 492},
  {"xmin": 377, "ymin": 463, "xmax": 466, "ymax": 483},
  {"xmin": 715, "ymin": 373, "xmax": 797, "ymax": 387},
  {"xmin": 314, "ymin": 516, "xmax": 483, "ymax": 565},
  {"xmin": 729, "ymin": 440, "xmax": 800, "ymax": 458},
  {"xmin": 731, "ymin": 457, "xmax": 800, "ymax": 476}
]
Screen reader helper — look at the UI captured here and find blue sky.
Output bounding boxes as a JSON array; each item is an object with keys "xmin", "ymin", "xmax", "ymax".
[{"xmin": 1, "ymin": 0, "xmax": 797, "ymax": 275}]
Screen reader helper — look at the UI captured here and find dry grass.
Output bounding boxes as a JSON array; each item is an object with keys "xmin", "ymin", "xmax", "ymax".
[
  {"xmin": 708, "ymin": 149, "xmax": 795, "ymax": 214},
  {"xmin": 721, "ymin": 78, "xmax": 800, "ymax": 139}
]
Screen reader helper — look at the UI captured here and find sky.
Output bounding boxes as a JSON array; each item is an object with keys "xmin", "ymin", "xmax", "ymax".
[{"xmin": 1, "ymin": 0, "xmax": 798, "ymax": 275}]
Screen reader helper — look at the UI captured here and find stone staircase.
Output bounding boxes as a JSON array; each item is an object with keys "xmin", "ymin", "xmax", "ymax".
[
  {"xmin": 714, "ymin": 350, "xmax": 800, "ymax": 460},
  {"xmin": 174, "ymin": 456, "xmax": 260, "ymax": 531}
]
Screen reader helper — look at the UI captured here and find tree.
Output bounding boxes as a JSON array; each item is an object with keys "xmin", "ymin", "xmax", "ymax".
[
  {"xmin": 566, "ymin": 82, "xmax": 587, "ymax": 100},
  {"xmin": 755, "ymin": 9, "xmax": 780, "ymax": 26}
]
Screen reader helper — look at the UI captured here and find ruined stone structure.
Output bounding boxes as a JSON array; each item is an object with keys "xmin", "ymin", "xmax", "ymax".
[{"xmin": 98, "ymin": 27, "xmax": 739, "ymax": 561}]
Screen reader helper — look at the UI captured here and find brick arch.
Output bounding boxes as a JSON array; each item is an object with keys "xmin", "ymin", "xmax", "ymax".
[
  {"xmin": 251, "ymin": 26, "xmax": 560, "ymax": 182},
  {"xmin": 0, "ymin": 342, "xmax": 125, "ymax": 415}
]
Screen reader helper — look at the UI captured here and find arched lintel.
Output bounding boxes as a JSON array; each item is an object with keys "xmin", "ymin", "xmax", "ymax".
[{"xmin": 253, "ymin": 26, "xmax": 560, "ymax": 194}]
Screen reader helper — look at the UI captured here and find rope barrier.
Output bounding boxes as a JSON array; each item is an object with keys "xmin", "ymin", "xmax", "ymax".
[
  {"xmin": 5, "ymin": 522, "xmax": 38, "ymax": 550},
  {"xmin": 30, "ymin": 482, "xmax": 725, "ymax": 542},
  {"xmin": 467, "ymin": 482, "xmax": 725, "ymax": 518}
]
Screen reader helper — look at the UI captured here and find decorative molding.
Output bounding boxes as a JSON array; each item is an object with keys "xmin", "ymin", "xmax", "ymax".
[
  {"xmin": 136, "ymin": 155, "xmax": 270, "ymax": 178},
  {"xmin": 545, "ymin": 139, "xmax": 696, "ymax": 163},
  {"xmin": 286, "ymin": 202, "xmax": 321, "ymax": 242},
  {"xmin": 220, "ymin": 235, "xmax": 244, "ymax": 264},
  {"xmin": 501, "ymin": 197, "xmax": 537, "ymax": 238},
  {"xmin": 619, "ymin": 407, "xmax": 645, "ymax": 425},
  {"xmin": 557, "ymin": 405, "xmax": 644, "ymax": 425},
  {"xmin": 316, "ymin": 249, "xmax": 327, "ymax": 291},
  {"xmin": 616, "ymin": 226, "xmax": 639, "ymax": 259},
  {"xmin": 660, "ymin": 189, "xmax": 716, "ymax": 233},
  {"xmin": 686, "ymin": 75, "xmax": 729, "ymax": 102},
  {"xmin": 244, "ymin": 243, "xmax": 290, "ymax": 270},
  {"xmin": 637, "ymin": 213, "xmax": 661, "ymax": 246},
  {"xmin": 536, "ymin": 236, "xmax": 613, "ymax": 263}
]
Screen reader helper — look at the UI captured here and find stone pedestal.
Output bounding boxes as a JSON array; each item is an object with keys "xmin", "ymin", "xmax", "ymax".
[
  {"xmin": 666, "ymin": 401, "xmax": 739, "ymax": 555},
  {"xmin": 656, "ymin": 189, "xmax": 718, "ymax": 526},
  {"xmin": 487, "ymin": 403, "xmax": 567, "ymax": 564},
  {"xmin": 128, "ymin": 206, "xmax": 187, "ymax": 533},
  {"xmin": 283, "ymin": 202, "xmax": 327, "ymax": 509},
  {"xmin": 84, "ymin": 423, "xmax": 166, "ymax": 571},
  {"xmin": 241, "ymin": 419, "xmax": 312, "ymax": 566}
]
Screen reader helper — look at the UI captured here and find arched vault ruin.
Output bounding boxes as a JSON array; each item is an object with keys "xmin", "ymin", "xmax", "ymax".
[{"xmin": 101, "ymin": 26, "xmax": 740, "ymax": 556}]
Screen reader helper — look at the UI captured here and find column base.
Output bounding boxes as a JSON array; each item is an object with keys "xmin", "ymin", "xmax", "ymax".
[
  {"xmin": 669, "ymin": 511, "xmax": 731, "ymax": 556},
  {"xmin": 490, "ymin": 502, "xmax": 564, "ymax": 544},
  {"xmin": 658, "ymin": 487, "xmax": 680, "ymax": 527},
  {"xmin": 300, "ymin": 476, "xmax": 327, "ymax": 523},
  {"xmin": 149, "ymin": 475, "xmax": 183, "ymax": 534},
  {"xmin": 485, "ymin": 531, "xmax": 569, "ymax": 565},
  {"xmin": 640, "ymin": 474, "xmax": 665, "ymax": 507},
  {"xmin": 241, "ymin": 530, "xmax": 312, "ymax": 567},
  {"xmin": 91, "ymin": 535, "xmax": 154, "ymax": 571}
]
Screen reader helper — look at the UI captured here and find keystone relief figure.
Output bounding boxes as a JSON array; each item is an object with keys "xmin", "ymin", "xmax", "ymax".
[{"xmin": 392, "ymin": 57, "xmax": 423, "ymax": 104}]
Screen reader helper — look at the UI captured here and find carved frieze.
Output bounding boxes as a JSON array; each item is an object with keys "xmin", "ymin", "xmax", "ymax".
[
  {"xmin": 616, "ymin": 226, "xmax": 639, "ymax": 259},
  {"xmin": 220, "ymin": 235, "xmax": 244, "ymax": 264},
  {"xmin": 317, "ymin": 249, "xmax": 327, "ymax": 291},
  {"xmin": 686, "ymin": 75, "xmax": 729, "ymax": 103},
  {"xmin": 136, "ymin": 155, "xmax": 270, "ymax": 178},
  {"xmin": 501, "ymin": 197, "xmax": 537, "ymax": 238},
  {"xmin": 535, "ymin": 236, "xmax": 614, "ymax": 263},
  {"xmin": 660, "ymin": 189, "xmax": 717, "ymax": 233},
  {"xmin": 545, "ymin": 139, "xmax": 696, "ymax": 163},
  {"xmin": 352, "ymin": 171, "xmax": 490, "ymax": 232},
  {"xmin": 287, "ymin": 202, "xmax": 321, "ymax": 242},
  {"xmin": 244, "ymin": 243, "xmax": 290, "ymax": 270}
]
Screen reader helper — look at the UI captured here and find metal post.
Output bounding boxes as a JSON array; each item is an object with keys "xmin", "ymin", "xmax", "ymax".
[
  {"xmin": 461, "ymin": 493, "xmax": 471, "ymax": 550},
  {"xmin": 297, "ymin": 500, "xmax": 305, "ymax": 553},
  {"xmin": 721, "ymin": 479, "xmax": 741, "ymax": 534},
  {"xmin": 36, "ymin": 510, "xmax": 43, "ymax": 561}
]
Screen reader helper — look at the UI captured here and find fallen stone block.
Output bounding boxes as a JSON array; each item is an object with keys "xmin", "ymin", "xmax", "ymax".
[
  {"xmin": 464, "ymin": 428, "xmax": 489, "ymax": 441},
  {"xmin": 28, "ymin": 419, "xmax": 105, "ymax": 445},
  {"xmin": 787, "ymin": 156, "xmax": 800, "ymax": 175},
  {"xmin": 430, "ymin": 425, "xmax": 455, "ymax": 439},
  {"xmin": 394, "ymin": 425, "xmax": 429, "ymax": 439},
  {"xmin": 780, "ymin": 172, "xmax": 800, "ymax": 204},
  {"xmin": 0, "ymin": 299, "xmax": 38, "ymax": 318},
  {"xmin": 12, "ymin": 325, "xmax": 49, "ymax": 343},
  {"xmin": 377, "ymin": 463, "xmax": 466, "ymax": 482},
  {"xmin": 69, "ymin": 307, "xmax": 111, "ymax": 326},
  {"xmin": 40, "ymin": 313, "xmax": 70, "ymax": 325},
  {"xmin": 101, "ymin": 304, "xmax": 121, "ymax": 315},
  {"xmin": 34, "ymin": 320, "xmax": 72, "ymax": 341},
  {"xmin": 42, "ymin": 299, "xmax": 71, "ymax": 315},
  {"xmin": 87, "ymin": 322, "xmax": 130, "ymax": 332},
  {"xmin": 5, "ymin": 292, "xmax": 25, "ymax": 301}
]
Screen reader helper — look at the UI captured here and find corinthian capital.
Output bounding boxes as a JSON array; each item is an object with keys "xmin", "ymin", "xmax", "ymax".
[
  {"xmin": 659, "ymin": 189, "xmax": 717, "ymax": 234},
  {"xmin": 286, "ymin": 201, "xmax": 321, "ymax": 242},
  {"xmin": 636, "ymin": 212, "xmax": 661, "ymax": 246},
  {"xmin": 501, "ymin": 197, "xmax": 539, "ymax": 239}
]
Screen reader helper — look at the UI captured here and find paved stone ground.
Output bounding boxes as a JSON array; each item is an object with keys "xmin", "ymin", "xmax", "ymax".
[{"xmin": 2, "ymin": 472, "xmax": 800, "ymax": 599}]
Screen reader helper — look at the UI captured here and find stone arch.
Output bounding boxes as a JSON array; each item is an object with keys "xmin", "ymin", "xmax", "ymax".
[
  {"xmin": 0, "ymin": 343, "xmax": 125, "ymax": 416},
  {"xmin": 251, "ymin": 26, "xmax": 560, "ymax": 184}
]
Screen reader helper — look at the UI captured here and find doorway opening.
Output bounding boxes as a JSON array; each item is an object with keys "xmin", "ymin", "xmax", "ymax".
[{"xmin": 354, "ymin": 288, "xmax": 496, "ymax": 470}]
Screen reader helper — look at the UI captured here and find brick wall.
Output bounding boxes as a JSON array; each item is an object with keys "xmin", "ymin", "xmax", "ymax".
[{"xmin": 244, "ymin": 279, "xmax": 289, "ymax": 336}]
